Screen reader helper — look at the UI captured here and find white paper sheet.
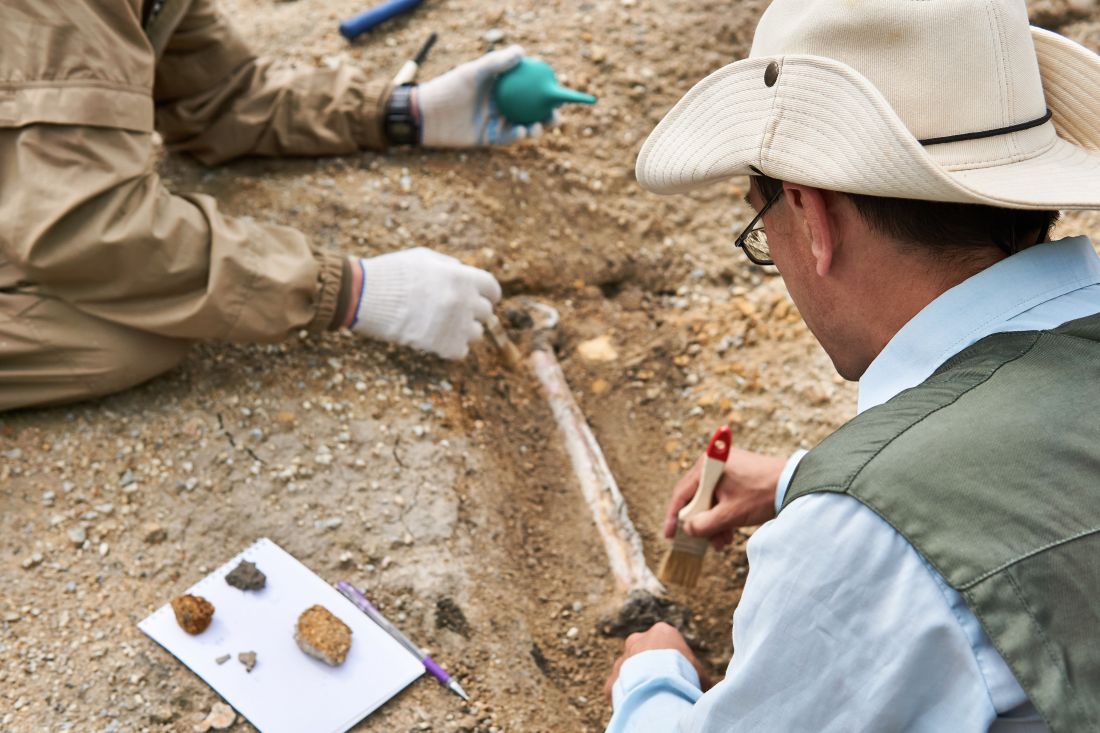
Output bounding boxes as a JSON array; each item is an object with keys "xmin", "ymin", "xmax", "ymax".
[{"xmin": 139, "ymin": 538, "xmax": 423, "ymax": 733}]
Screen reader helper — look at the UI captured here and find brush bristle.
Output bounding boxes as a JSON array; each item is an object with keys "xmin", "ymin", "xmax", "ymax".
[
  {"xmin": 658, "ymin": 525, "xmax": 708, "ymax": 587},
  {"xmin": 500, "ymin": 341, "xmax": 522, "ymax": 370}
]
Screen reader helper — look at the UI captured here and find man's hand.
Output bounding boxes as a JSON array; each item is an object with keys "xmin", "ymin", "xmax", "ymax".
[
  {"xmin": 348, "ymin": 248, "xmax": 501, "ymax": 360},
  {"xmin": 604, "ymin": 623, "xmax": 711, "ymax": 702},
  {"xmin": 665, "ymin": 448, "xmax": 787, "ymax": 550},
  {"xmin": 415, "ymin": 45, "xmax": 553, "ymax": 148}
]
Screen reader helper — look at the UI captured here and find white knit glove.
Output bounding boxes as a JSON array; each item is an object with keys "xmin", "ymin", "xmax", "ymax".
[
  {"xmin": 349, "ymin": 248, "xmax": 502, "ymax": 360},
  {"xmin": 416, "ymin": 45, "xmax": 551, "ymax": 148}
]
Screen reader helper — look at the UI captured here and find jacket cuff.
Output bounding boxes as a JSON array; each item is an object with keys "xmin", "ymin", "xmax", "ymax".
[
  {"xmin": 612, "ymin": 649, "xmax": 702, "ymax": 710},
  {"xmin": 308, "ymin": 250, "xmax": 346, "ymax": 333},
  {"xmin": 356, "ymin": 79, "xmax": 394, "ymax": 151}
]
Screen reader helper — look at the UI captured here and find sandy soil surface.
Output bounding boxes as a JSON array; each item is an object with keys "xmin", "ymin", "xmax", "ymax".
[{"xmin": 3, "ymin": 1, "xmax": 1099, "ymax": 732}]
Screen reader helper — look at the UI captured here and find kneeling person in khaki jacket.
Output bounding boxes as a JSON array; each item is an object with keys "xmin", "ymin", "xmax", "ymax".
[{"xmin": 0, "ymin": 0, "xmax": 549, "ymax": 411}]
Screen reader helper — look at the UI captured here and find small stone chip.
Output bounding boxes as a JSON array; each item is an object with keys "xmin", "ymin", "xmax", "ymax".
[
  {"xmin": 171, "ymin": 594, "xmax": 214, "ymax": 635},
  {"xmin": 238, "ymin": 651, "xmax": 257, "ymax": 673},
  {"xmin": 224, "ymin": 560, "xmax": 266, "ymax": 591},
  {"xmin": 295, "ymin": 605, "xmax": 352, "ymax": 666},
  {"xmin": 193, "ymin": 702, "xmax": 235, "ymax": 732},
  {"xmin": 144, "ymin": 523, "xmax": 167, "ymax": 544},
  {"xmin": 215, "ymin": 654, "xmax": 230, "ymax": 665}
]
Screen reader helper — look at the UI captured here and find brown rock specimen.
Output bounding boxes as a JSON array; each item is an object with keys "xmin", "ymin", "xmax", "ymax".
[
  {"xmin": 225, "ymin": 560, "xmax": 266, "ymax": 591},
  {"xmin": 294, "ymin": 605, "xmax": 352, "ymax": 666},
  {"xmin": 171, "ymin": 594, "xmax": 214, "ymax": 635}
]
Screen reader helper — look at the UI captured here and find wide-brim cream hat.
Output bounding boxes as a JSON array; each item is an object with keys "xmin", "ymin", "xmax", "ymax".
[{"xmin": 636, "ymin": 0, "xmax": 1100, "ymax": 210}]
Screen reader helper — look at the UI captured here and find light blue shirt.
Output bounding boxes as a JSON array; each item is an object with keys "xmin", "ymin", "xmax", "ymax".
[{"xmin": 607, "ymin": 237, "xmax": 1100, "ymax": 733}]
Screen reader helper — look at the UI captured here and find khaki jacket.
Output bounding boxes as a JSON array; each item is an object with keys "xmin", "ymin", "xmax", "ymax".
[{"xmin": 0, "ymin": 0, "xmax": 389, "ymax": 340}]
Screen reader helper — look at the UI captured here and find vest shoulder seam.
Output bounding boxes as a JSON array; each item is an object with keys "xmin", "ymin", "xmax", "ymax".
[{"xmin": 959, "ymin": 525, "xmax": 1100, "ymax": 589}]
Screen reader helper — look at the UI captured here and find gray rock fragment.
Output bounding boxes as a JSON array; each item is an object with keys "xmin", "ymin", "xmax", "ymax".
[{"xmin": 225, "ymin": 560, "xmax": 266, "ymax": 591}]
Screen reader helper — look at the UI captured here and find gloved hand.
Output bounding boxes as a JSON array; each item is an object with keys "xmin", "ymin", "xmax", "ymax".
[
  {"xmin": 348, "ymin": 248, "xmax": 502, "ymax": 360},
  {"xmin": 416, "ymin": 45, "xmax": 552, "ymax": 148}
]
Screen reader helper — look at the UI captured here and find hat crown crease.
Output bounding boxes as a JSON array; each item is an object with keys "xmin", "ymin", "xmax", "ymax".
[
  {"xmin": 749, "ymin": 0, "xmax": 1050, "ymax": 167},
  {"xmin": 635, "ymin": 0, "xmax": 1100, "ymax": 210}
]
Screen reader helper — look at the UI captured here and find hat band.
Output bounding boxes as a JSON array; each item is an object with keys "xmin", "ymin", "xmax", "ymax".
[{"xmin": 918, "ymin": 109, "xmax": 1053, "ymax": 146}]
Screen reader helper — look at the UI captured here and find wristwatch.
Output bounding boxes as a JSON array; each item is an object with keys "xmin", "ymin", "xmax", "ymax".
[{"xmin": 384, "ymin": 84, "xmax": 421, "ymax": 147}]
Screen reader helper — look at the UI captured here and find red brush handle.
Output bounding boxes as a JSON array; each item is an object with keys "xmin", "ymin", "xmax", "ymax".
[{"xmin": 706, "ymin": 426, "xmax": 732, "ymax": 462}]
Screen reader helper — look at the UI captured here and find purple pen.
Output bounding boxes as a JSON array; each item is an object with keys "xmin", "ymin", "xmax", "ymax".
[{"xmin": 336, "ymin": 581, "xmax": 469, "ymax": 701}]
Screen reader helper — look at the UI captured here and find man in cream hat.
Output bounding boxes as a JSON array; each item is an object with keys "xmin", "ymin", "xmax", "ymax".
[{"xmin": 604, "ymin": 1, "xmax": 1100, "ymax": 731}]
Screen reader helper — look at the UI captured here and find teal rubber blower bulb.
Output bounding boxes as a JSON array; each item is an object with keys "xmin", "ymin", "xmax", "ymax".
[{"xmin": 492, "ymin": 59, "xmax": 597, "ymax": 125}]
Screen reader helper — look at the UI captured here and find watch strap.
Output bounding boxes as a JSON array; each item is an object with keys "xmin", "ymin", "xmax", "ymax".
[{"xmin": 385, "ymin": 84, "xmax": 421, "ymax": 147}]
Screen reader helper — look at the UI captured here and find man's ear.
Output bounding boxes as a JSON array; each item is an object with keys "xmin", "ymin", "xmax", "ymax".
[{"xmin": 783, "ymin": 184, "xmax": 835, "ymax": 277}]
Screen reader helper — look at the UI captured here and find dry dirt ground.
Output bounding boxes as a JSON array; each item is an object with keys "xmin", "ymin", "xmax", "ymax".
[{"xmin": 3, "ymin": 1, "xmax": 1100, "ymax": 732}]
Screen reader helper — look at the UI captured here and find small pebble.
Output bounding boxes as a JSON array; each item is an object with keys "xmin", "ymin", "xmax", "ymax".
[
  {"xmin": 144, "ymin": 524, "xmax": 167, "ymax": 544},
  {"xmin": 484, "ymin": 28, "xmax": 505, "ymax": 43},
  {"xmin": 193, "ymin": 702, "xmax": 236, "ymax": 732},
  {"xmin": 215, "ymin": 654, "xmax": 230, "ymax": 665},
  {"xmin": 21, "ymin": 553, "xmax": 43, "ymax": 570},
  {"xmin": 238, "ymin": 651, "xmax": 257, "ymax": 673}
]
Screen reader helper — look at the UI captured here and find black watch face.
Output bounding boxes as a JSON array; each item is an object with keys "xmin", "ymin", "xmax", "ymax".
[{"xmin": 390, "ymin": 121, "xmax": 414, "ymax": 142}]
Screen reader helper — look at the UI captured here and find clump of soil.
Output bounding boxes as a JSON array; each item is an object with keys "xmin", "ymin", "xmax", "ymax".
[
  {"xmin": 435, "ymin": 597, "xmax": 471, "ymax": 638},
  {"xmin": 171, "ymin": 595, "xmax": 215, "ymax": 635},
  {"xmin": 295, "ymin": 605, "xmax": 352, "ymax": 666},
  {"xmin": 600, "ymin": 590, "xmax": 693, "ymax": 638},
  {"xmin": 225, "ymin": 560, "xmax": 266, "ymax": 591}
]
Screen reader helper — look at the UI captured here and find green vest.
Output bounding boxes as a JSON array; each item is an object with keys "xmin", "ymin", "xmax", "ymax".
[{"xmin": 782, "ymin": 313, "xmax": 1100, "ymax": 733}]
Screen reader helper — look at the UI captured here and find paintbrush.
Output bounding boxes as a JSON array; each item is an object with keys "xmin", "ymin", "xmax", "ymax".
[
  {"xmin": 392, "ymin": 32, "xmax": 438, "ymax": 85},
  {"xmin": 485, "ymin": 314, "xmax": 522, "ymax": 370},
  {"xmin": 658, "ymin": 425, "xmax": 732, "ymax": 588}
]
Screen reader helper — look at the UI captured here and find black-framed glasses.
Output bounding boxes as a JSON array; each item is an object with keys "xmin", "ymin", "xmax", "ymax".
[{"xmin": 734, "ymin": 189, "xmax": 782, "ymax": 266}]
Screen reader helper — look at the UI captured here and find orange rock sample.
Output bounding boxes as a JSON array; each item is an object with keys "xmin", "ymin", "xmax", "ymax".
[
  {"xmin": 295, "ymin": 605, "xmax": 352, "ymax": 666},
  {"xmin": 171, "ymin": 594, "xmax": 214, "ymax": 635}
]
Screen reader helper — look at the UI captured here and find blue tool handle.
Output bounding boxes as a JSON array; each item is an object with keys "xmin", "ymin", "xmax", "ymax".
[{"xmin": 339, "ymin": 0, "xmax": 424, "ymax": 41}]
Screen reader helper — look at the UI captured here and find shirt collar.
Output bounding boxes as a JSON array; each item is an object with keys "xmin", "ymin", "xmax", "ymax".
[{"xmin": 857, "ymin": 236, "xmax": 1100, "ymax": 413}]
